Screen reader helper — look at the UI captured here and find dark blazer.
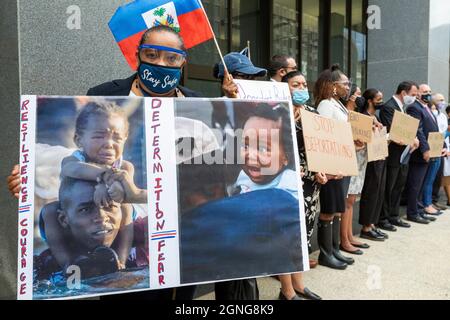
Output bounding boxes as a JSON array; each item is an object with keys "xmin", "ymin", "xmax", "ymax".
[
  {"xmin": 86, "ymin": 73, "xmax": 201, "ymax": 97},
  {"xmin": 379, "ymin": 97, "xmax": 406, "ymax": 167},
  {"xmin": 406, "ymin": 100, "xmax": 440, "ymax": 163}
]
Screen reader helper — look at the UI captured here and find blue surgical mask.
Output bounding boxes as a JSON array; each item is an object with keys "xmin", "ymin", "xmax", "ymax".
[
  {"xmin": 138, "ymin": 62, "xmax": 182, "ymax": 95},
  {"xmin": 292, "ymin": 89, "xmax": 310, "ymax": 106}
]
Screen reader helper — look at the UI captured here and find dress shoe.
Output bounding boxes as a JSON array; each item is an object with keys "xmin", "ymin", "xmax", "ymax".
[
  {"xmin": 295, "ymin": 287, "xmax": 322, "ymax": 300},
  {"xmin": 340, "ymin": 245, "xmax": 364, "ymax": 255},
  {"xmin": 432, "ymin": 202, "xmax": 447, "ymax": 211},
  {"xmin": 374, "ymin": 228, "xmax": 388, "ymax": 239},
  {"xmin": 309, "ymin": 259, "xmax": 318, "ymax": 269},
  {"xmin": 390, "ymin": 218, "xmax": 411, "ymax": 228},
  {"xmin": 279, "ymin": 291, "xmax": 303, "ymax": 300},
  {"xmin": 423, "ymin": 209, "xmax": 443, "ymax": 216},
  {"xmin": 419, "ymin": 213, "xmax": 436, "ymax": 222},
  {"xmin": 377, "ymin": 221, "xmax": 397, "ymax": 232},
  {"xmin": 407, "ymin": 215, "xmax": 430, "ymax": 224},
  {"xmin": 351, "ymin": 242, "xmax": 370, "ymax": 249},
  {"xmin": 360, "ymin": 230, "xmax": 385, "ymax": 241}
]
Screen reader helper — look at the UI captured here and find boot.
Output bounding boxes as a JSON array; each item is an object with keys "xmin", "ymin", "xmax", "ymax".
[
  {"xmin": 332, "ymin": 216, "xmax": 355, "ymax": 265},
  {"xmin": 317, "ymin": 219, "xmax": 347, "ymax": 270}
]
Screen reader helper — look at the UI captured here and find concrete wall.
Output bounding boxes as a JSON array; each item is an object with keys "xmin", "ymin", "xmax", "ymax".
[
  {"xmin": 428, "ymin": 0, "xmax": 450, "ymax": 100},
  {"xmin": 0, "ymin": 0, "xmax": 20, "ymax": 300},
  {"xmin": 367, "ymin": 0, "xmax": 430, "ymax": 97}
]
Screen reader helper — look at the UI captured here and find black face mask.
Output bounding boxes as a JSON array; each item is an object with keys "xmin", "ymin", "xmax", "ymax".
[
  {"xmin": 355, "ymin": 97, "xmax": 366, "ymax": 111},
  {"xmin": 421, "ymin": 94, "xmax": 432, "ymax": 103},
  {"xmin": 374, "ymin": 101, "xmax": 384, "ymax": 110}
]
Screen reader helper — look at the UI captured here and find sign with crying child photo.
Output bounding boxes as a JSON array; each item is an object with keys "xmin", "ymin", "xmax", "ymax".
[{"xmin": 17, "ymin": 96, "xmax": 308, "ymax": 300}]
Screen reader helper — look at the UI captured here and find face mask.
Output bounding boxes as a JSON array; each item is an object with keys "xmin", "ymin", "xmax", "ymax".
[
  {"xmin": 355, "ymin": 97, "xmax": 365, "ymax": 111},
  {"xmin": 292, "ymin": 89, "xmax": 310, "ymax": 105},
  {"xmin": 403, "ymin": 95, "xmax": 416, "ymax": 106},
  {"xmin": 138, "ymin": 62, "xmax": 182, "ymax": 95},
  {"xmin": 374, "ymin": 101, "xmax": 384, "ymax": 110},
  {"xmin": 432, "ymin": 110, "xmax": 439, "ymax": 117},
  {"xmin": 438, "ymin": 102, "xmax": 447, "ymax": 111},
  {"xmin": 421, "ymin": 94, "xmax": 432, "ymax": 103}
]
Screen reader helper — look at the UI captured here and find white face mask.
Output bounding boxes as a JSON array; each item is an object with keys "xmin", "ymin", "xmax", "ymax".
[
  {"xmin": 432, "ymin": 110, "xmax": 439, "ymax": 117},
  {"xmin": 403, "ymin": 95, "xmax": 416, "ymax": 106}
]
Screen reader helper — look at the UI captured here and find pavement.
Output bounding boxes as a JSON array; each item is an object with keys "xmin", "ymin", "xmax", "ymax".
[{"xmin": 195, "ymin": 207, "xmax": 450, "ymax": 300}]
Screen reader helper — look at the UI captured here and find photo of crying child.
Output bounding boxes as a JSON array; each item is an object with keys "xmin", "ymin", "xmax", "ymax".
[{"xmin": 32, "ymin": 97, "xmax": 149, "ymax": 299}]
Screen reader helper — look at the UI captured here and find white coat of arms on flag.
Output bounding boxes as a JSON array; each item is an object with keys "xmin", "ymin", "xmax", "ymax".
[{"xmin": 141, "ymin": 2, "xmax": 180, "ymax": 32}]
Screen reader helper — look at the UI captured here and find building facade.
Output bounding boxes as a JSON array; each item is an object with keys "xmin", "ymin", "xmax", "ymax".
[{"xmin": 0, "ymin": 0, "xmax": 449, "ymax": 299}]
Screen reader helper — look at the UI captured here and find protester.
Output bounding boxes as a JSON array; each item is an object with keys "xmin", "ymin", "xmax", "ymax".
[
  {"xmin": 378, "ymin": 81, "xmax": 419, "ymax": 231},
  {"xmin": 430, "ymin": 93, "xmax": 448, "ymax": 210},
  {"xmin": 405, "ymin": 84, "xmax": 440, "ymax": 224},
  {"xmin": 341, "ymin": 86, "xmax": 370, "ymax": 253},
  {"xmin": 313, "ymin": 64, "xmax": 354, "ymax": 270},
  {"xmin": 212, "ymin": 51, "xmax": 267, "ymax": 301},
  {"xmin": 276, "ymin": 71, "xmax": 324, "ymax": 300},
  {"xmin": 358, "ymin": 89, "xmax": 388, "ymax": 241},
  {"xmin": 8, "ymin": 25, "xmax": 199, "ymax": 301},
  {"xmin": 267, "ymin": 55, "xmax": 298, "ymax": 82}
]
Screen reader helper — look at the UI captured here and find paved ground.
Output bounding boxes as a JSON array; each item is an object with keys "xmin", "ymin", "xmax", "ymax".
[{"xmin": 196, "ymin": 208, "xmax": 450, "ymax": 300}]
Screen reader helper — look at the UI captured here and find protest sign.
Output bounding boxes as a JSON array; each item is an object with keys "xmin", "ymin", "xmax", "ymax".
[
  {"xmin": 428, "ymin": 132, "xmax": 444, "ymax": 158},
  {"xmin": 234, "ymin": 79, "xmax": 291, "ymax": 101},
  {"xmin": 300, "ymin": 109, "xmax": 358, "ymax": 176},
  {"xmin": 389, "ymin": 111, "xmax": 420, "ymax": 145},
  {"xmin": 17, "ymin": 96, "xmax": 308, "ymax": 300},
  {"xmin": 367, "ymin": 127, "xmax": 389, "ymax": 162},
  {"xmin": 348, "ymin": 111, "xmax": 373, "ymax": 143}
]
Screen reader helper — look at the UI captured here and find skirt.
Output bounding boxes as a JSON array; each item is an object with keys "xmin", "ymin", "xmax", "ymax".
[{"xmin": 320, "ymin": 177, "xmax": 351, "ymax": 214}]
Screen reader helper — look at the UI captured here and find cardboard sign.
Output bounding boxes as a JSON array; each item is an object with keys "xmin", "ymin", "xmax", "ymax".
[
  {"xmin": 348, "ymin": 111, "xmax": 373, "ymax": 143},
  {"xmin": 234, "ymin": 79, "xmax": 291, "ymax": 101},
  {"xmin": 428, "ymin": 132, "xmax": 444, "ymax": 158},
  {"xmin": 367, "ymin": 127, "xmax": 389, "ymax": 162},
  {"xmin": 300, "ymin": 109, "xmax": 358, "ymax": 176},
  {"xmin": 389, "ymin": 111, "xmax": 420, "ymax": 145},
  {"xmin": 18, "ymin": 96, "xmax": 308, "ymax": 300}
]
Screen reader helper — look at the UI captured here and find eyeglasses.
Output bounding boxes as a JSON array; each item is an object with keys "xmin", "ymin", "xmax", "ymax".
[{"xmin": 139, "ymin": 44, "xmax": 187, "ymax": 67}]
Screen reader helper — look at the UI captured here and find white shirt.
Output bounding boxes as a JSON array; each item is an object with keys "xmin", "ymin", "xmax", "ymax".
[
  {"xmin": 317, "ymin": 98, "xmax": 348, "ymax": 122},
  {"xmin": 393, "ymin": 95, "xmax": 404, "ymax": 113},
  {"xmin": 436, "ymin": 111, "xmax": 448, "ymax": 133},
  {"xmin": 235, "ymin": 169, "xmax": 298, "ymax": 200}
]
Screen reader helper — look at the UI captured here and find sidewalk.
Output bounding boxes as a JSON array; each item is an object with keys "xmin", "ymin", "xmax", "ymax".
[{"xmin": 196, "ymin": 209, "xmax": 450, "ymax": 300}]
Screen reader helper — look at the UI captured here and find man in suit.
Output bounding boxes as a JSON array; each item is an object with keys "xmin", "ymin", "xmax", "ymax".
[
  {"xmin": 404, "ymin": 84, "xmax": 440, "ymax": 224},
  {"xmin": 378, "ymin": 82, "xmax": 419, "ymax": 231}
]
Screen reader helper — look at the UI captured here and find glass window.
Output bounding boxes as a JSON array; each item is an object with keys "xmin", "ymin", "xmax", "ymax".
[
  {"xmin": 301, "ymin": 0, "xmax": 320, "ymax": 87},
  {"xmin": 185, "ymin": 0, "xmax": 228, "ymax": 97},
  {"xmin": 272, "ymin": 0, "xmax": 298, "ymax": 60},
  {"xmin": 330, "ymin": 0, "xmax": 349, "ymax": 74},
  {"xmin": 231, "ymin": 0, "xmax": 264, "ymax": 66},
  {"xmin": 350, "ymin": 0, "xmax": 367, "ymax": 89}
]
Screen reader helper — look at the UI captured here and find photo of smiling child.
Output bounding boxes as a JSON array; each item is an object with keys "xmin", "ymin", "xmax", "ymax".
[
  {"xmin": 177, "ymin": 100, "xmax": 305, "ymax": 284},
  {"xmin": 32, "ymin": 97, "xmax": 149, "ymax": 299}
]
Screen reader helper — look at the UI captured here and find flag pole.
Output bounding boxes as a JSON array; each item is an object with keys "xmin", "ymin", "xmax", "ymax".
[
  {"xmin": 198, "ymin": 0, "xmax": 231, "ymax": 79},
  {"xmin": 247, "ymin": 40, "xmax": 251, "ymax": 61}
]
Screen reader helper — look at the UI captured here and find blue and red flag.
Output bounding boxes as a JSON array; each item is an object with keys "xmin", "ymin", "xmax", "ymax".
[{"xmin": 109, "ymin": 0, "xmax": 214, "ymax": 70}]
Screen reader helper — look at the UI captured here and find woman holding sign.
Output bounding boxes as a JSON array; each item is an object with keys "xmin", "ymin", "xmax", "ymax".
[
  {"xmin": 274, "ymin": 71, "xmax": 325, "ymax": 300},
  {"xmin": 358, "ymin": 89, "xmax": 390, "ymax": 241},
  {"xmin": 313, "ymin": 65, "xmax": 355, "ymax": 270}
]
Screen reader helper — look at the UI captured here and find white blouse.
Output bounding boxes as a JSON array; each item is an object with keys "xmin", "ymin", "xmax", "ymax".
[{"xmin": 317, "ymin": 98, "xmax": 348, "ymax": 122}]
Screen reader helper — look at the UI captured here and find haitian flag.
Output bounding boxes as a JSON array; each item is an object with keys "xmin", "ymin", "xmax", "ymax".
[{"xmin": 109, "ymin": 0, "xmax": 214, "ymax": 70}]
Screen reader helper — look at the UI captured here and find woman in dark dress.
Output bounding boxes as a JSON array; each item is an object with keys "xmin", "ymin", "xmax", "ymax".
[{"xmin": 273, "ymin": 71, "xmax": 325, "ymax": 301}]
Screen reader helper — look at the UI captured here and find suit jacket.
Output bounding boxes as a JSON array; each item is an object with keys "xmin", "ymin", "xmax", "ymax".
[
  {"xmin": 379, "ymin": 97, "xmax": 406, "ymax": 167},
  {"xmin": 86, "ymin": 73, "xmax": 200, "ymax": 97},
  {"xmin": 406, "ymin": 100, "xmax": 440, "ymax": 163}
]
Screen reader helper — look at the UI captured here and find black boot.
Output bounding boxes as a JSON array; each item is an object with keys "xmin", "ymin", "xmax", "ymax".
[
  {"xmin": 332, "ymin": 216, "xmax": 355, "ymax": 265},
  {"xmin": 317, "ymin": 219, "xmax": 347, "ymax": 270}
]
